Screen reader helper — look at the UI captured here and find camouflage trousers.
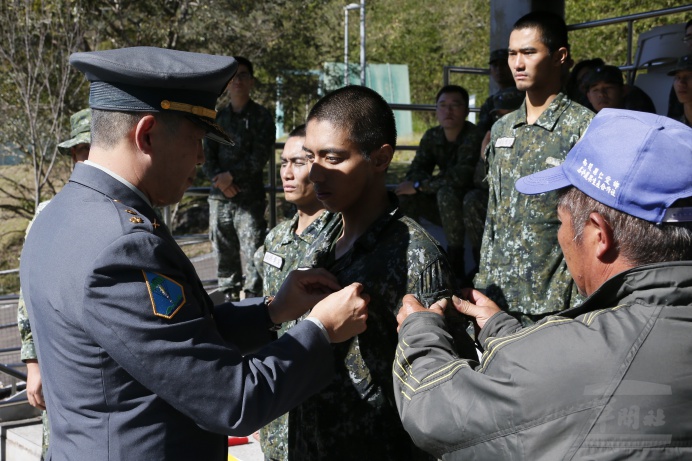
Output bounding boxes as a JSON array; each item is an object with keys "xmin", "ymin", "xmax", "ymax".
[
  {"xmin": 259, "ymin": 413, "xmax": 288, "ymax": 461},
  {"xmin": 462, "ymin": 187, "xmax": 489, "ymax": 262},
  {"xmin": 208, "ymin": 198, "xmax": 267, "ymax": 296},
  {"xmin": 41, "ymin": 410, "xmax": 49, "ymax": 460}
]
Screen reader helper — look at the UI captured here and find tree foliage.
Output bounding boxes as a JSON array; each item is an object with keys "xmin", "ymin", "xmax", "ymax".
[
  {"xmin": 0, "ymin": 0, "xmax": 86, "ymax": 217},
  {"xmin": 0, "ymin": 0, "xmax": 689, "ymax": 220}
]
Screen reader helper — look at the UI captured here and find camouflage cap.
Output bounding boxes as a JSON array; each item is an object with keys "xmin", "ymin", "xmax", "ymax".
[
  {"xmin": 57, "ymin": 108, "xmax": 92, "ymax": 155},
  {"xmin": 582, "ymin": 65, "xmax": 623, "ymax": 90},
  {"xmin": 667, "ymin": 54, "xmax": 692, "ymax": 76}
]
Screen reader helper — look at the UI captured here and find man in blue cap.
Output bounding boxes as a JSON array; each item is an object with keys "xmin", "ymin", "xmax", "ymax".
[
  {"xmin": 19, "ymin": 46, "xmax": 369, "ymax": 461},
  {"xmin": 393, "ymin": 109, "xmax": 692, "ymax": 460}
]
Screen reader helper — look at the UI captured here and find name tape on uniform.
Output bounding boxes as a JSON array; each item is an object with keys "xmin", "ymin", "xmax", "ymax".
[
  {"xmin": 263, "ymin": 251, "xmax": 284, "ymax": 269},
  {"xmin": 495, "ymin": 137, "xmax": 515, "ymax": 148}
]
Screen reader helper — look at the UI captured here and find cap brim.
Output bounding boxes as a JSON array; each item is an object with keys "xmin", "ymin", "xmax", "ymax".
[
  {"xmin": 667, "ymin": 68, "xmax": 688, "ymax": 76},
  {"xmin": 515, "ymin": 165, "xmax": 573, "ymax": 195},
  {"xmin": 187, "ymin": 115, "xmax": 235, "ymax": 146},
  {"xmin": 57, "ymin": 133, "xmax": 91, "ymax": 155}
]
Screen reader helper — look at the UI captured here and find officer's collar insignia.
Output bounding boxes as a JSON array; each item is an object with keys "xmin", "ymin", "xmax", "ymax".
[
  {"xmin": 143, "ymin": 271, "xmax": 186, "ymax": 319},
  {"xmin": 130, "ymin": 217, "xmax": 144, "ymax": 224},
  {"xmin": 125, "ymin": 209, "xmax": 138, "ymax": 215}
]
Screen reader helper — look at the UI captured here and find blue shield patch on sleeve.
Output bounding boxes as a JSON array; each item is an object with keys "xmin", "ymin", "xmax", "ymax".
[{"xmin": 142, "ymin": 271, "xmax": 186, "ymax": 319}]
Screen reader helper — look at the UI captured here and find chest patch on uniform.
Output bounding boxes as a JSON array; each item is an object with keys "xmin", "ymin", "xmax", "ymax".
[
  {"xmin": 495, "ymin": 137, "xmax": 515, "ymax": 148},
  {"xmin": 143, "ymin": 271, "xmax": 186, "ymax": 319},
  {"xmin": 263, "ymin": 251, "xmax": 284, "ymax": 269}
]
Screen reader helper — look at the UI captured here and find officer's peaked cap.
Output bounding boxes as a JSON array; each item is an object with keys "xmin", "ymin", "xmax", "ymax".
[{"xmin": 70, "ymin": 47, "xmax": 237, "ymax": 145}]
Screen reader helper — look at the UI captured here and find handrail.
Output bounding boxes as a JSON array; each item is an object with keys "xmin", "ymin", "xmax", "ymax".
[
  {"xmin": 567, "ymin": 4, "xmax": 692, "ymax": 79},
  {"xmin": 567, "ymin": 5, "xmax": 692, "ymax": 31},
  {"xmin": 0, "ymin": 364, "xmax": 26, "ymax": 382}
]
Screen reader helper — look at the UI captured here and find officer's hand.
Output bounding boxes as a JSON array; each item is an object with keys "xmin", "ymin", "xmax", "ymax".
[
  {"xmin": 269, "ymin": 268, "xmax": 342, "ymax": 324},
  {"xmin": 309, "ymin": 283, "xmax": 369, "ymax": 343},
  {"xmin": 25, "ymin": 360, "xmax": 46, "ymax": 410},
  {"xmin": 455, "ymin": 289, "xmax": 501, "ymax": 330},
  {"xmin": 394, "ymin": 181, "xmax": 416, "ymax": 196},
  {"xmin": 396, "ymin": 294, "xmax": 446, "ymax": 332},
  {"xmin": 212, "ymin": 171, "xmax": 234, "ymax": 191}
]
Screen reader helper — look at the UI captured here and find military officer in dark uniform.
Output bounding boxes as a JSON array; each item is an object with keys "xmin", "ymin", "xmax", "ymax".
[{"xmin": 19, "ymin": 46, "xmax": 368, "ymax": 461}]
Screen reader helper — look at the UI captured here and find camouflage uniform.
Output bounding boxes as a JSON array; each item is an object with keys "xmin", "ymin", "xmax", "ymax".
[
  {"xmin": 403, "ymin": 123, "xmax": 482, "ymax": 278},
  {"xmin": 461, "ymin": 157, "xmax": 490, "ymax": 268},
  {"xmin": 474, "ymin": 93, "xmax": 593, "ymax": 324},
  {"xmin": 203, "ymin": 100, "xmax": 275, "ymax": 296},
  {"xmin": 285, "ymin": 193, "xmax": 471, "ymax": 461},
  {"xmin": 18, "ymin": 200, "xmax": 52, "ymax": 459},
  {"xmin": 255, "ymin": 210, "xmax": 338, "ymax": 461},
  {"xmin": 476, "ymin": 94, "xmax": 495, "ymax": 134}
]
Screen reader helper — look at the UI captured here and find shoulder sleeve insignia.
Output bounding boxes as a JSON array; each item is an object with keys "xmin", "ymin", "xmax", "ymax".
[{"xmin": 142, "ymin": 271, "xmax": 186, "ymax": 319}]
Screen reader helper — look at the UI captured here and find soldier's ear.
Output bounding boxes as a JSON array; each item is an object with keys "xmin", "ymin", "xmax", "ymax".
[
  {"xmin": 553, "ymin": 47, "xmax": 569, "ymax": 67},
  {"xmin": 371, "ymin": 145, "xmax": 393, "ymax": 172},
  {"xmin": 134, "ymin": 115, "xmax": 157, "ymax": 154}
]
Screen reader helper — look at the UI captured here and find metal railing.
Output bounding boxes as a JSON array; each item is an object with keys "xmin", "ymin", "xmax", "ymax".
[{"xmin": 442, "ymin": 5, "xmax": 692, "ymax": 88}]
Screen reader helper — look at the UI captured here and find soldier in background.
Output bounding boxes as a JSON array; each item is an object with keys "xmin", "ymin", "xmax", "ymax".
[
  {"xmin": 254, "ymin": 124, "xmax": 339, "ymax": 461},
  {"xmin": 203, "ymin": 56, "xmax": 275, "ymax": 301},
  {"xmin": 583, "ymin": 65, "xmax": 655, "ymax": 114},
  {"xmin": 474, "ymin": 11, "xmax": 594, "ymax": 325},
  {"xmin": 17, "ymin": 107, "xmax": 91, "ymax": 459},
  {"xmin": 669, "ymin": 54, "xmax": 692, "ymax": 127},
  {"xmin": 395, "ymin": 85, "xmax": 482, "ymax": 284},
  {"xmin": 466, "ymin": 87, "xmax": 525, "ymax": 277},
  {"xmin": 476, "ymin": 49, "xmax": 517, "ymax": 134}
]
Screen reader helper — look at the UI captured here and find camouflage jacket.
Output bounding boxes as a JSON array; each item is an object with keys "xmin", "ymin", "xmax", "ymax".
[
  {"xmin": 286, "ymin": 193, "xmax": 459, "ymax": 460},
  {"xmin": 18, "ymin": 200, "xmax": 51, "ymax": 361},
  {"xmin": 203, "ymin": 99, "xmax": 275, "ymax": 204},
  {"xmin": 17, "ymin": 293, "xmax": 36, "ymax": 361},
  {"xmin": 405, "ymin": 123, "xmax": 482, "ymax": 194},
  {"xmin": 475, "ymin": 93, "xmax": 593, "ymax": 320},
  {"xmin": 476, "ymin": 93, "xmax": 495, "ymax": 134},
  {"xmin": 257, "ymin": 209, "xmax": 338, "ymax": 461}
]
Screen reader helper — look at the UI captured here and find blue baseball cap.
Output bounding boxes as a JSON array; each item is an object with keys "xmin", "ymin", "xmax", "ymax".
[
  {"xmin": 515, "ymin": 109, "xmax": 692, "ymax": 224},
  {"xmin": 70, "ymin": 47, "xmax": 237, "ymax": 145}
]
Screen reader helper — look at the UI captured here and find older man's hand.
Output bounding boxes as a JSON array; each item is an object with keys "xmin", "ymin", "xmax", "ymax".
[
  {"xmin": 396, "ymin": 295, "xmax": 447, "ymax": 332},
  {"xmin": 456, "ymin": 289, "xmax": 502, "ymax": 332}
]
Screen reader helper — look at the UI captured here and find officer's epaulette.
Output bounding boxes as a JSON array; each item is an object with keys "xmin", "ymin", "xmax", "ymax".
[{"xmin": 110, "ymin": 199, "xmax": 161, "ymax": 233}]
